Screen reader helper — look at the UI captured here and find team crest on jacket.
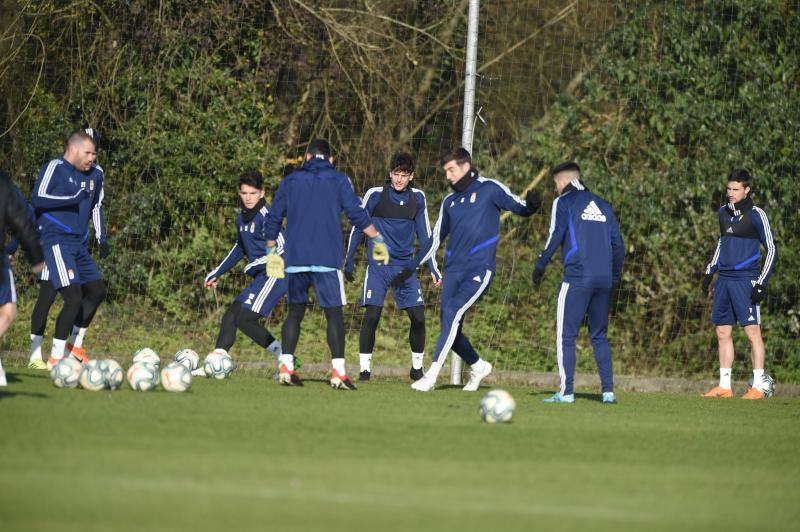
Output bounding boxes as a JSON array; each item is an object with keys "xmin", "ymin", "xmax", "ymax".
[
  {"xmin": 470, "ymin": 192, "xmax": 477, "ymax": 203},
  {"xmin": 250, "ymin": 222, "xmax": 255, "ymax": 232},
  {"xmin": 89, "ymin": 180, "xmax": 95, "ymax": 191}
]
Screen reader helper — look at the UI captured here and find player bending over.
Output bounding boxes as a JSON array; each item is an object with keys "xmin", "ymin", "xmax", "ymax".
[
  {"xmin": 204, "ymin": 171, "xmax": 289, "ymax": 378},
  {"xmin": 264, "ymin": 139, "xmax": 389, "ymax": 390},
  {"xmin": 393, "ymin": 147, "xmax": 541, "ymax": 392},
  {"xmin": 701, "ymin": 169, "xmax": 777, "ymax": 400},
  {"xmin": 344, "ymin": 153, "xmax": 442, "ymax": 381}
]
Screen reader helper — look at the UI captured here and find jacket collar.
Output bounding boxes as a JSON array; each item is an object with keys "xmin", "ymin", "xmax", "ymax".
[
  {"xmin": 241, "ymin": 198, "xmax": 266, "ymax": 223},
  {"xmin": 303, "ymin": 155, "xmax": 334, "ymax": 171},
  {"xmin": 450, "ymin": 168, "xmax": 479, "ymax": 193},
  {"xmin": 725, "ymin": 196, "xmax": 753, "ymax": 217},
  {"xmin": 559, "ymin": 178, "xmax": 588, "ymax": 196}
]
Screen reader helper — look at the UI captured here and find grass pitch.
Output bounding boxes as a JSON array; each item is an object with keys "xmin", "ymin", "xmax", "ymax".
[{"xmin": 1, "ymin": 369, "xmax": 798, "ymax": 532}]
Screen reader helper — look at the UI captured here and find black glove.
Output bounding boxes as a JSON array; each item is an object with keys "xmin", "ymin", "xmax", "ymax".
[
  {"xmin": 751, "ymin": 283, "xmax": 766, "ymax": 304},
  {"xmin": 99, "ymin": 241, "xmax": 111, "ymax": 259},
  {"xmin": 344, "ymin": 270, "xmax": 355, "ymax": 283},
  {"xmin": 525, "ymin": 190, "xmax": 542, "ymax": 213},
  {"xmin": 701, "ymin": 273, "xmax": 713, "ymax": 295},
  {"xmin": 532, "ymin": 267, "xmax": 545, "ymax": 286},
  {"xmin": 390, "ymin": 268, "xmax": 413, "ymax": 288}
]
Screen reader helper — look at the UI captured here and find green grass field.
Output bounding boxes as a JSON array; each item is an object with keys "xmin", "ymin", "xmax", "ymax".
[{"xmin": 1, "ymin": 368, "xmax": 798, "ymax": 532}]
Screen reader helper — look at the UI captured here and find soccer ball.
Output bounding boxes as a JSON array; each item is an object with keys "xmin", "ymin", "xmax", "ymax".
[
  {"xmin": 161, "ymin": 362, "xmax": 192, "ymax": 392},
  {"xmin": 173, "ymin": 348, "xmax": 200, "ymax": 371},
  {"xmin": 127, "ymin": 362, "xmax": 160, "ymax": 391},
  {"xmin": 132, "ymin": 347, "xmax": 160, "ymax": 367},
  {"xmin": 203, "ymin": 350, "xmax": 235, "ymax": 380},
  {"xmin": 79, "ymin": 359, "xmax": 107, "ymax": 391},
  {"xmin": 50, "ymin": 358, "xmax": 83, "ymax": 388},
  {"xmin": 100, "ymin": 359, "xmax": 124, "ymax": 390},
  {"xmin": 479, "ymin": 389, "xmax": 516, "ymax": 424},
  {"xmin": 749, "ymin": 373, "xmax": 775, "ymax": 398}
]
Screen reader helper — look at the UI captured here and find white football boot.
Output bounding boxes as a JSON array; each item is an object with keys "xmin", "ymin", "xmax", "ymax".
[
  {"xmin": 0, "ymin": 357, "xmax": 7, "ymax": 386},
  {"xmin": 411, "ymin": 374, "xmax": 436, "ymax": 392},
  {"xmin": 462, "ymin": 360, "xmax": 492, "ymax": 391}
]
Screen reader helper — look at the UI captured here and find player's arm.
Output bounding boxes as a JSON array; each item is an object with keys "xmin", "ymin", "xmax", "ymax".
[
  {"xmin": 91, "ymin": 175, "xmax": 110, "ymax": 258},
  {"xmin": 31, "ymin": 161, "xmax": 86, "ymax": 210},
  {"xmin": 492, "ymin": 180, "xmax": 541, "ymax": 216},
  {"xmin": 205, "ymin": 240, "xmax": 244, "ymax": 287},
  {"xmin": 264, "ymin": 181, "xmax": 288, "ymax": 245},
  {"xmin": 390, "ymin": 196, "xmax": 450, "ymax": 288},
  {"xmin": 344, "ymin": 189, "xmax": 378, "ymax": 277},
  {"xmin": 701, "ymin": 237, "xmax": 721, "ymax": 294},
  {"xmin": 3, "ymin": 180, "xmax": 44, "ymax": 269},
  {"xmin": 338, "ymin": 177, "xmax": 389, "ymax": 264},
  {"xmin": 413, "ymin": 190, "xmax": 442, "ymax": 282},
  {"xmin": 608, "ymin": 208, "xmax": 625, "ymax": 286},
  {"xmin": 751, "ymin": 207, "xmax": 777, "ymax": 303},
  {"xmin": 532, "ymin": 197, "xmax": 568, "ymax": 284}
]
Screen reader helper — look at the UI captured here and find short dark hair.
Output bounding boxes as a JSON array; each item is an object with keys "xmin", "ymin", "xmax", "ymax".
[
  {"xmin": 67, "ymin": 129, "xmax": 96, "ymax": 149},
  {"xmin": 238, "ymin": 170, "xmax": 264, "ymax": 190},
  {"xmin": 306, "ymin": 138, "xmax": 332, "ymax": 158},
  {"xmin": 390, "ymin": 153, "xmax": 414, "ymax": 173},
  {"xmin": 440, "ymin": 147, "xmax": 471, "ymax": 167},
  {"xmin": 550, "ymin": 161, "xmax": 581, "ymax": 177},
  {"xmin": 728, "ymin": 169, "xmax": 752, "ymax": 187}
]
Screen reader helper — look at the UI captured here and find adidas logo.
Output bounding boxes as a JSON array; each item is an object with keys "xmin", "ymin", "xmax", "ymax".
[
  {"xmin": 580, "ymin": 201, "xmax": 607, "ymax": 222},
  {"xmin": 726, "ymin": 227, "xmax": 734, "ymax": 233}
]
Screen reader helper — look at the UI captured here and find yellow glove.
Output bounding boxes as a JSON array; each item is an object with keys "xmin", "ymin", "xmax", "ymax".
[
  {"xmin": 370, "ymin": 234, "xmax": 390, "ymax": 265},
  {"xmin": 266, "ymin": 247, "xmax": 285, "ymax": 278}
]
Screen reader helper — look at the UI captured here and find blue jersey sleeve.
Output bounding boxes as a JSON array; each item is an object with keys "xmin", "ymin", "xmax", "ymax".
[
  {"xmin": 344, "ymin": 189, "xmax": 380, "ymax": 272},
  {"xmin": 752, "ymin": 207, "xmax": 777, "ymax": 286},
  {"xmin": 535, "ymin": 196, "xmax": 569, "ymax": 271},
  {"xmin": 608, "ymin": 207, "xmax": 624, "ymax": 284},
  {"xmin": 414, "ymin": 190, "xmax": 441, "ymax": 279},
  {"xmin": 705, "ymin": 238, "xmax": 721, "ymax": 275},
  {"xmin": 206, "ymin": 240, "xmax": 245, "ymax": 282},
  {"xmin": 91, "ymin": 173, "xmax": 108, "ymax": 245},
  {"xmin": 339, "ymin": 176, "xmax": 372, "ymax": 231},
  {"xmin": 414, "ymin": 194, "xmax": 451, "ymax": 270},
  {"xmin": 264, "ymin": 181, "xmax": 287, "ymax": 242},
  {"xmin": 32, "ymin": 161, "xmax": 86, "ymax": 210},
  {"xmin": 490, "ymin": 179, "xmax": 535, "ymax": 216},
  {"xmin": 5, "ymin": 186, "xmax": 35, "ymax": 256}
]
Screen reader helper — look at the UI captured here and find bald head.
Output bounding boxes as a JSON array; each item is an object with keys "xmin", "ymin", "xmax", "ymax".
[{"xmin": 64, "ymin": 130, "xmax": 97, "ymax": 172}]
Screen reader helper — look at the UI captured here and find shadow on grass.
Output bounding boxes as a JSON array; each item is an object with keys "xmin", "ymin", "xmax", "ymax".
[
  {"xmin": 0, "ymin": 390, "xmax": 48, "ymax": 400},
  {"xmin": 529, "ymin": 390, "xmax": 604, "ymax": 402}
]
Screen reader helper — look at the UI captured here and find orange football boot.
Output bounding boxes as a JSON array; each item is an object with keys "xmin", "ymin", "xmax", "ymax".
[
  {"xmin": 66, "ymin": 344, "xmax": 89, "ymax": 364},
  {"xmin": 702, "ymin": 385, "xmax": 733, "ymax": 398},
  {"xmin": 741, "ymin": 387, "xmax": 765, "ymax": 400}
]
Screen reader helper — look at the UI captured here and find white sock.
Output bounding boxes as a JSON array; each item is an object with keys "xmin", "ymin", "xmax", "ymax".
[
  {"xmin": 72, "ymin": 327, "xmax": 88, "ymax": 348},
  {"xmin": 471, "ymin": 358, "xmax": 487, "ymax": 371},
  {"xmin": 426, "ymin": 361, "xmax": 443, "ymax": 382},
  {"xmin": 411, "ymin": 352, "xmax": 424, "ymax": 370},
  {"xmin": 359, "ymin": 353, "xmax": 372, "ymax": 372},
  {"xmin": 51, "ymin": 338, "xmax": 67, "ymax": 361},
  {"xmin": 331, "ymin": 358, "xmax": 346, "ymax": 376},
  {"xmin": 30, "ymin": 334, "xmax": 44, "ymax": 361},
  {"xmin": 279, "ymin": 354, "xmax": 294, "ymax": 372},
  {"xmin": 267, "ymin": 340, "xmax": 282, "ymax": 359},
  {"xmin": 752, "ymin": 369, "xmax": 764, "ymax": 391},
  {"xmin": 719, "ymin": 368, "xmax": 732, "ymax": 389}
]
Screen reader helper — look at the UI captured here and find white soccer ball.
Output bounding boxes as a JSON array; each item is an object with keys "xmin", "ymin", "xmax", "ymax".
[
  {"xmin": 100, "ymin": 359, "xmax": 124, "ymax": 390},
  {"xmin": 479, "ymin": 389, "xmax": 516, "ymax": 424},
  {"xmin": 79, "ymin": 359, "xmax": 107, "ymax": 391},
  {"xmin": 132, "ymin": 347, "xmax": 160, "ymax": 367},
  {"xmin": 127, "ymin": 362, "xmax": 160, "ymax": 391},
  {"xmin": 173, "ymin": 348, "xmax": 200, "ymax": 371},
  {"xmin": 161, "ymin": 361, "xmax": 192, "ymax": 392},
  {"xmin": 749, "ymin": 373, "xmax": 775, "ymax": 398},
  {"xmin": 50, "ymin": 358, "xmax": 83, "ymax": 389},
  {"xmin": 203, "ymin": 350, "xmax": 235, "ymax": 380}
]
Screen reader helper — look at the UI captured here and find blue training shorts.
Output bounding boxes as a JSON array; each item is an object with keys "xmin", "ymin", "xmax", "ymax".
[
  {"xmin": 235, "ymin": 272, "xmax": 288, "ymax": 317},
  {"xmin": 712, "ymin": 277, "xmax": 760, "ymax": 327},
  {"xmin": 0, "ymin": 255, "xmax": 16, "ymax": 305},
  {"xmin": 362, "ymin": 264, "xmax": 424, "ymax": 309},
  {"xmin": 41, "ymin": 242, "xmax": 101, "ymax": 290},
  {"xmin": 287, "ymin": 270, "xmax": 346, "ymax": 308}
]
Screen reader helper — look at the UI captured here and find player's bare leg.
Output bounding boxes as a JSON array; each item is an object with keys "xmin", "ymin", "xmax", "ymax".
[
  {"xmin": 703, "ymin": 325, "xmax": 734, "ymax": 397},
  {"xmin": 741, "ymin": 324, "xmax": 766, "ymax": 399}
]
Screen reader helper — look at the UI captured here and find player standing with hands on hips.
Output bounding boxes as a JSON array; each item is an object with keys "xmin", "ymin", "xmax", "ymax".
[
  {"xmin": 344, "ymin": 153, "xmax": 442, "ymax": 382},
  {"xmin": 394, "ymin": 147, "xmax": 541, "ymax": 392},
  {"xmin": 532, "ymin": 162, "xmax": 624, "ymax": 404},
  {"xmin": 701, "ymin": 169, "xmax": 777, "ymax": 400},
  {"xmin": 264, "ymin": 139, "xmax": 389, "ymax": 390}
]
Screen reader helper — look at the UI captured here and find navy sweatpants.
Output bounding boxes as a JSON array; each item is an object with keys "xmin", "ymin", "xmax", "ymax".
[{"xmin": 556, "ymin": 282, "xmax": 614, "ymax": 395}]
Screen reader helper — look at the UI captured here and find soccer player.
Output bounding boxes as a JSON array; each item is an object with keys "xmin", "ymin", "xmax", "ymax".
[
  {"xmin": 31, "ymin": 130, "xmax": 108, "ymax": 369},
  {"xmin": 532, "ymin": 162, "xmax": 624, "ymax": 404},
  {"xmin": 264, "ymin": 139, "xmax": 389, "ymax": 390},
  {"xmin": 701, "ymin": 169, "xmax": 777, "ymax": 400},
  {"xmin": 27, "ymin": 128, "xmax": 109, "ymax": 370},
  {"xmin": 204, "ymin": 171, "xmax": 287, "ymax": 374},
  {"xmin": 0, "ymin": 170, "xmax": 45, "ymax": 386},
  {"xmin": 393, "ymin": 147, "xmax": 541, "ymax": 392},
  {"xmin": 344, "ymin": 153, "xmax": 442, "ymax": 381}
]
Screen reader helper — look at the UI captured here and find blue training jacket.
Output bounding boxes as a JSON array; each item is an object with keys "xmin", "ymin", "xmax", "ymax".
[
  {"xmin": 415, "ymin": 171, "xmax": 536, "ymax": 273},
  {"xmin": 32, "ymin": 158, "xmax": 107, "ymax": 247},
  {"xmin": 344, "ymin": 185, "xmax": 441, "ymax": 278},
  {"xmin": 4, "ymin": 181, "xmax": 36, "ymax": 256},
  {"xmin": 205, "ymin": 202, "xmax": 285, "ymax": 282},
  {"xmin": 705, "ymin": 197, "xmax": 776, "ymax": 285},
  {"xmin": 265, "ymin": 156, "xmax": 372, "ymax": 269},
  {"xmin": 535, "ymin": 179, "xmax": 624, "ymax": 289}
]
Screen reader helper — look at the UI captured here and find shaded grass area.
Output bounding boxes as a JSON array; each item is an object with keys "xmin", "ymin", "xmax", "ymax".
[{"xmin": 0, "ymin": 370, "xmax": 798, "ymax": 532}]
